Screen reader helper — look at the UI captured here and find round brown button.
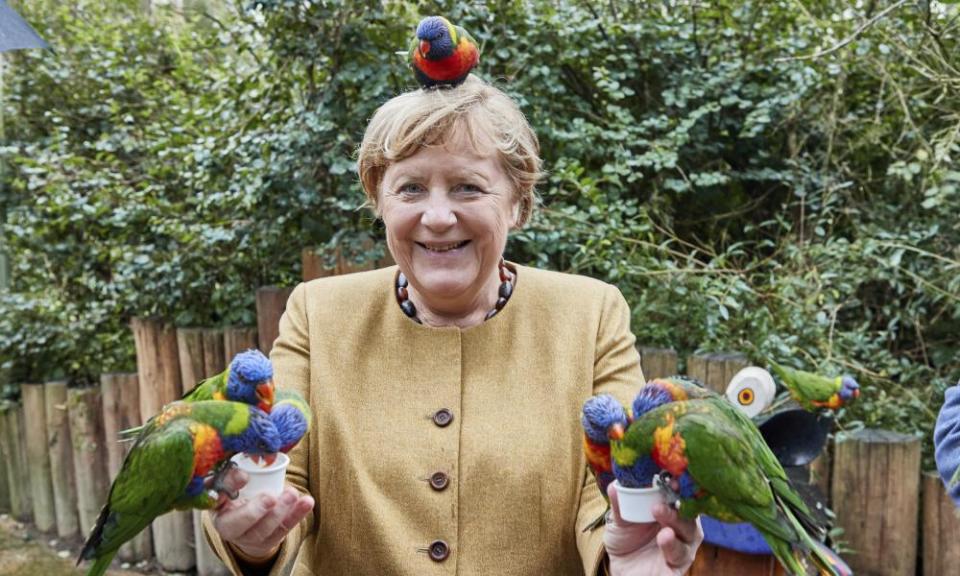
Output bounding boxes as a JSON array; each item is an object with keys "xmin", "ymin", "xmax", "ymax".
[
  {"xmin": 429, "ymin": 472, "xmax": 449, "ymax": 491},
  {"xmin": 428, "ymin": 540, "xmax": 449, "ymax": 562},
  {"xmin": 432, "ymin": 408, "xmax": 453, "ymax": 427}
]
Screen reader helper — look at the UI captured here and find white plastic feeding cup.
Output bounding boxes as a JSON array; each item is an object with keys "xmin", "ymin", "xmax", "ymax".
[
  {"xmin": 614, "ymin": 480, "xmax": 665, "ymax": 523},
  {"xmin": 231, "ymin": 452, "xmax": 289, "ymax": 499}
]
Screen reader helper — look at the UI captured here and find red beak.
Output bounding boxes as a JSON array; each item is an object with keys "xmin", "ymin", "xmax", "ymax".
[
  {"xmin": 257, "ymin": 380, "xmax": 275, "ymax": 411},
  {"xmin": 609, "ymin": 423, "xmax": 625, "ymax": 442},
  {"xmin": 263, "ymin": 453, "xmax": 277, "ymax": 467},
  {"xmin": 420, "ymin": 39, "xmax": 430, "ymax": 56}
]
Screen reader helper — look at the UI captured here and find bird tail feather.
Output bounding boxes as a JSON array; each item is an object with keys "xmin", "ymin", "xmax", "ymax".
[
  {"xmin": 777, "ymin": 492, "xmax": 851, "ymax": 576},
  {"xmin": 82, "ymin": 552, "xmax": 116, "ymax": 576}
]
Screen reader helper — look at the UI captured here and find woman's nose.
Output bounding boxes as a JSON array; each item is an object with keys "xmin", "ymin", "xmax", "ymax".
[{"xmin": 420, "ymin": 195, "xmax": 457, "ymax": 230}]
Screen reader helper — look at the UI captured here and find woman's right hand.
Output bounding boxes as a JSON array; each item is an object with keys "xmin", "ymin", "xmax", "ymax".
[{"xmin": 210, "ymin": 467, "xmax": 316, "ymax": 561}]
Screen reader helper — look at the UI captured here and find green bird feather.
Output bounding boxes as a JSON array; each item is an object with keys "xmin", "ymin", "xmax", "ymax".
[
  {"xmin": 79, "ymin": 400, "xmax": 281, "ymax": 576},
  {"xmin": 769, "ymin": 361, "xmax": 860, "ymax": 412},
  {"xmin": 613, "ymin": 398, "xmax": 850, "ymax": 576}
]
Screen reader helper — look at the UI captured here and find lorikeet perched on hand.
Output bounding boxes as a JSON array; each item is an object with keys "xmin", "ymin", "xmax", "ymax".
[
  {"xmin": 409, "ymin": 16, "xmax": 479, "ymax": 88},
  {"xmin": 580, "ymin": 394, "xmax": 629, "ymax": 530},
  {"xmin": 769, "ymin": 361, "xmax": 860, "ymax": 412},
  {"xmin": 120, "ymin": 349, "xmax": 275, "ymax": 440},
  {"xmin": 611, "ymin": 392, "xmax": 851, "ymax": 576},
  {"xmin": 271, "ymin": 389, "xmax": 311, "ymax": 454},
  {"xmin": 79, "ymin": 401, "xmax": 281, "ymax": 576}
]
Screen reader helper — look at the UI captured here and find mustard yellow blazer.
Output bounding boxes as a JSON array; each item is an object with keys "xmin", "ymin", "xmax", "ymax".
[{"xmin": 204, "ymin": 264, "xmax": 643, "ymax": 575}]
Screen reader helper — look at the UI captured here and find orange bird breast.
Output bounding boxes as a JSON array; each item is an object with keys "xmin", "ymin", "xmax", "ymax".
[
  {"xmin": 189, "ymin": 423, "xmax": 225, "ymax": 477},
  {"xmin": 414, "ymin": 41, "xmax": 479, "ymax": 82},
  {"xmin": 651, "ymin": 412, "xmax": 688, "ymax": 477},
  {"xmin": 583, "ymin": 435, "xmax": 612, "ymax": 472}
]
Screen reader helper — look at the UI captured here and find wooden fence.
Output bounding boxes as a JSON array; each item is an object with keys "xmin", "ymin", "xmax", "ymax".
[{"xmin": 0, "ymin": 266, "xmax": 953, "ymax": 575}]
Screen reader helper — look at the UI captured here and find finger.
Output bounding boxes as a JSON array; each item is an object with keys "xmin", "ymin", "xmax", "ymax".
[
  {"xmin": 656, "ymin": 526, "xmax": 694, "ymax": 568},
  {"xmin": 221, "ymin": 468, "xmax": 249, "ymax": 493},
  {"xmin": 241, "ymin": 488, "xmax": 300, "ymax": 540},
  {"xmin": 606, "ymin": 482, "xmax": 625, "ymax": 525},
  {"xmin": 266, "ymin": 494, "xmax": 315, "ymax": 542},
  {"xmin": 652, "ymin": 503, "xmax": 699, "ymax": 544},
  {"xmin": 214, "ymin": 493, "xmax": 277, "ymax": 541}
]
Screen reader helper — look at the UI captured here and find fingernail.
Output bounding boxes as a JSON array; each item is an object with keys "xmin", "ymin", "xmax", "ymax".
[
  {"xmin": 281, "ymin": 491, "xmax": 296, "ymax": 505},
  {"xmin": 261, "ymin": 495, "xmax": 276, "ymax": 509}
]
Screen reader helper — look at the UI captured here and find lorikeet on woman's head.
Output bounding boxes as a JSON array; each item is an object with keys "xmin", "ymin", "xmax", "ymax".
[
  {"xmin": 409, "ymin": 16, "xmax": 479, "ymax": 88},
  {"xmin": 79, "ymin": 401, "xmax": 281, "ymax": 576}
]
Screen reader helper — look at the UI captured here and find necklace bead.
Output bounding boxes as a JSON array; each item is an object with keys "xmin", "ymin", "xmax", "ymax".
[{"xmin": 396, "ymin": 259, "xmax": 514, "ymax": 324}]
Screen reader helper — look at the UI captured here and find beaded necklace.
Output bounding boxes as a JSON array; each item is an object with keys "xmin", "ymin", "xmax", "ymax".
[{"xmin": 396, "ymin": 258, "xmax": 514, "ymax": 324}]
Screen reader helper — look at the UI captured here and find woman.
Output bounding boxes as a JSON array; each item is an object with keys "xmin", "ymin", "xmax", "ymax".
[{"xmin": 203, "ymin": 76, "xmax": 702, "ymax": 575}]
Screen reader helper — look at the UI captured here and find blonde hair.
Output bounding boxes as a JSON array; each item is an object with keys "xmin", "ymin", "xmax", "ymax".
[{"xmin": 357, "ymin": 75, "xmax": 542, "ymax": 227}]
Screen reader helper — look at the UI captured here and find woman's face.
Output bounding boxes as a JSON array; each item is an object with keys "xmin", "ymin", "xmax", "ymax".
[{"xmin": 379, "ymin": 136, "xmax": 519, "ymax": 310}]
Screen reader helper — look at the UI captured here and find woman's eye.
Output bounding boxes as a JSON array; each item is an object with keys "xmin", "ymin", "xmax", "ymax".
[
  {"xmin": 398, "ymin": 183, "xmax": 424, "ymax": 195},
  {"xmin": 456, "ymin": 183, "xmax": 483, "ymax": 194}
]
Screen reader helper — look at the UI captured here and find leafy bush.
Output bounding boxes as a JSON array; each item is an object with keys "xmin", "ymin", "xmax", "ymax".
[{"xmin": 0, "ymin": 1, "xmax": 956, "ymax": 464}]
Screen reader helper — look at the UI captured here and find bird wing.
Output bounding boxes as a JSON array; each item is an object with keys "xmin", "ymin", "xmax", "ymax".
[
  {"xmin": 90, "ymin": 420, "xmax": 196, "ymax": 556},
  {"xmin": 181, "ymin": 370, "xmax": 225, "ymax": 402}
]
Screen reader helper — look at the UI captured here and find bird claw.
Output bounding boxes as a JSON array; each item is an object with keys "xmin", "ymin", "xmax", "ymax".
[
  {"xmin": 206, "ymin": 460, "xmax": 240, "ymax": 500},
  {"xmin": 654, "ymin": 472, "xmax": 681, "ymax": 509}
]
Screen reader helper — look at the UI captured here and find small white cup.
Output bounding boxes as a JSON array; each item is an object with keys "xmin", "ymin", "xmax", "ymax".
[
  {"xmin": 231, "ymin": 452, "xmax": 289, "ymax": 499},
  {"xmin": 614, "ymin": 480, "xmax": 666, "ymax": 523}
]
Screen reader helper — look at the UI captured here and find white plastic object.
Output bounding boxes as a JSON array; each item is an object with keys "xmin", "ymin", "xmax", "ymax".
[
  {"xmin": 725, "ymin": 366, "xmax": 776, "ymax": 418},
  {"xmin": 614, "ymin": 480, "xmax": 665, "ymax": 523},
  {"xmin": 231, "ymin": 452, "xmax": 289, "ymax": 499}
]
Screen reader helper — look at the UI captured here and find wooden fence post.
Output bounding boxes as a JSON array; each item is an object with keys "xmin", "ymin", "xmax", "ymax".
[
  {"xmin": 0, "ymin": 406, "xmax": 9, "ymax": 512},
  {"xmin": 302, "ymin": 248, "xmax": 334, "ymax": 282},
  {"xmin": 256, "ymin": 287, "xmax": 294, "ymax": 356},
  {"xmin": 46, "ymin": 380, "xmax": 80, "ymax": 539},
  {"xmin": 638, "ymin": 347, "xmax": 678, "ymax": 380},
  {"xmin": 132, "ymin": 317, "xmax": 195, "ymax": 572},
  {"xmin": 0, "ymin": 403, "xmax": 30, "ymax": 519},
  {"xmin": 922, "ymin": 471, "xmax": 960, "ymax": 576},
  {"xmin": 100, "ymin": 372, "xmax": 152, "ymax": 562},
  {"xmin": 177, "ymin": 328, "xmax": 230, "ymax": 576},
  {"xmin": 68, "ymin": 386, "xmax": 109, "ymax": 535},
  {"xmin": 686, "ymin": 352, "xmax": 743, "ymax": 394},
  {"xmin": 223, "ymin": 327, "xmax": 258, "ymax": 364},
  {"xmin": 21, "ymin": 383, "xmax": 55, "ymax": 531},
  {"xmin": 832, "ymin": 429, "xmax": 921, "ymax": 576}
]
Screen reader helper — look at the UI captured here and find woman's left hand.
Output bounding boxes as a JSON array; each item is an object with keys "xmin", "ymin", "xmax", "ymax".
[{"xmin": 603, "ymin": 482, "xmax": 703, "ymax": 576}]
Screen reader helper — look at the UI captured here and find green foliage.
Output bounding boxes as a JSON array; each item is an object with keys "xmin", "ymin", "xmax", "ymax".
[{"xmin": 0, "ymin": 1, "xmax": 956, "ymax": 464}]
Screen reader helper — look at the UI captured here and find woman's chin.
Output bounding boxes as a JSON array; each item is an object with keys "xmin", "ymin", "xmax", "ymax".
[{"xmin": 414, "ymin": 274, "xmax": 476, "ymax": 301}]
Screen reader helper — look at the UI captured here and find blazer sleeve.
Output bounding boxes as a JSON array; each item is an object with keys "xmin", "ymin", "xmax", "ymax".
[
  {"xmin": 576, "ymin": 283, "xmax": 644, "ymax": 576},
  {"xmin": 202, "ymin": 282, "xmax": 317, "ymax": 575},
  {"xmin": 935, "ymin": 384, "xmax": 960, "ymax": 507}
]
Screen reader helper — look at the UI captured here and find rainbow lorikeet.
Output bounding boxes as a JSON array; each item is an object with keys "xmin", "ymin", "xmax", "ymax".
[
  {"xmin": 769, "ymin": 361, "xmax": 860, "ymax": 412},
  {"xmin": 409, "ymin": 16, "xmax": 479, "ymax": 88},
  {"xmin": 120, "ymin": 349, "xmax": 275, "ymax": 440},
  {"xmin": 610, "ymin": 390, "xmax": 851, "ymax": 576},
  {"xmin": 79, "ymin": 400, "xmax": 281, "ymax": 576},
  {"xmin": 271, "ymin": 388, "xmax": 311, "ymax": 454},
  {"xmin": 580, "ymin": 394, "xmax": 629, "ymax": 530}
]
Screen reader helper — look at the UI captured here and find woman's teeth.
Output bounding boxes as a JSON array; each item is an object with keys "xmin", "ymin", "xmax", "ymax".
[{"xmin": 422, "ymin": 241, "xmax": 468, "ymax": 252}]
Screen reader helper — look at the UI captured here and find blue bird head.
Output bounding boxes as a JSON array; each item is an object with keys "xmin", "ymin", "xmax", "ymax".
[
  {"xmin": 839, "ymin": 375, "xmax": 860, "ymax": 401},
  {"xmin": 271, "ymin": 401, "xmax": 309, "ymax": 453},
  {"xmin": 227, "ymin": 349, "xmax": 275, "ymax": 412},
  {"xmin": 416, "ymin": 16, "xmax": 455, "ymax": 60},
  {"xmin": 632, "ymin": 384, "xmax": 674, "ymax": 420},
  {"xmin": 582, "ymin": 394, "xmax": 628, "ymax": 444},
  {"xmin": 613, "ymin": 455, "xmax": 661, "ymax": 489},
  {"xmin": 223, "ymin": 406, "xmax": 281, "ymax": 465}
]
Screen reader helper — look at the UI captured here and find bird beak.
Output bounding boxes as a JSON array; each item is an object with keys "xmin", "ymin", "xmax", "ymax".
[
  {"xmin": 853, "ymin": 388, "xmax": 861, "ymax": 399},
  {"xmin": 420, "ymin": 39, "xmax": 430, "ymax": 56},
  {"xmin": 609, "ymin": 423, "xmax": 625, "ymax": 442},
  {"xmin": 257, "ymin": 380, "xmax": 275, "ymax": 411},
  {"xmin": 263, "ymin": 453, "xmax": 278, "ymax": 467}
]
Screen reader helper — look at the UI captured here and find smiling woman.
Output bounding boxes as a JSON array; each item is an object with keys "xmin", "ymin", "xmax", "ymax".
[{"xmin": 202, "ymin": 73, "xmax": 703, "ymax": 576}]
